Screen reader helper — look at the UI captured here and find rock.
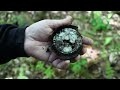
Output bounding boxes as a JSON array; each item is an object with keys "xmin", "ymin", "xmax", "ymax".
[
  {"xmin": 17, "ymin": 76, "xmax": 28, "ymax": 79},
  {"xmin": 81, "ymin": 46, "xmax": 100, "ymax": 64},
  {"xmin": 86, "ymin": 11, "xmax": 92, "ymax": 17},
  {"xmin": 109, "ymin": 52, "xmax": 120, "ymax": 64},
  {"xmin": 0, "ymin": 72, "xmax": 4, "ymax": 75},
  {"xmin": 112, "ymin": 14, "xmax": 119, "ymax": 21},
  {"xmin": 25, "ymin": 70, "xmax": 31, "ymax": 76},
  {"xmin": 117, "ymin": 30, "xmax": 120, "ymax": 35},
  {"xmin": 5, "ymin": 77, "xmax": 13, "ymax": 79},
  {"xmin": 109, "ymin": 19, "xmax": 120, "ymax": 28},
  {"xmin": 8, "ymin": 11, "xmax": 14, "ymax": 13},
  {"xmin": 14, "ymin": 59, "xmax": 20, "ymax": 64}
]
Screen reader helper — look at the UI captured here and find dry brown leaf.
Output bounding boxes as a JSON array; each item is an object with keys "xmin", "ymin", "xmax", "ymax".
[{"xmin": 82, "ymin": 46, "xmax": 100, "ymax": 64}]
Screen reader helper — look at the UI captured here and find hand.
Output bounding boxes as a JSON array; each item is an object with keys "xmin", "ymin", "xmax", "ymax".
[{"xmin": 24, "ymin": 16, "xmax": 93, "ymax": 69}]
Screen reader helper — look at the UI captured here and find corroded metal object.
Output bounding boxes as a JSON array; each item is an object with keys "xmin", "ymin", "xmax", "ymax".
[{"xmin": 50, "ymin": 25, "xmax": 83, "ymax": 60}]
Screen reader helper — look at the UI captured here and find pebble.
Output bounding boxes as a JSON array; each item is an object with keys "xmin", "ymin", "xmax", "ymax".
[{"xmin": 25, "ymin": 70, "xmax": 31, "ymax": 76}]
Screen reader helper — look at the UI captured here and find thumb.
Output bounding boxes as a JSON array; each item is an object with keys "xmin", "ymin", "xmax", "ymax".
[{"xmin": 46, "ymin": 16, "xmax": 73, "ymax": 29}]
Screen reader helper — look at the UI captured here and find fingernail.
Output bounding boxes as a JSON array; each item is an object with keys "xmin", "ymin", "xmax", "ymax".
[{"xmin": 65, "ymin": 60, "xmax": 70, "ymax": 64}]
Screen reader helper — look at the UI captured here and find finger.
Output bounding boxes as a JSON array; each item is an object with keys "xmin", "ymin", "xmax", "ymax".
[
  {"xmin": 46, "ymin": 16, "xmax": 73, "ymax": 29},
  {"xmin": 82, "ymin": 36, "xmax": 93, "ymax": 45},
  {"xmin": 70, "ymin": 55, "xmax": 81, "ymax": 63},
  {"xmin": 52, "ymin": 59, "xmax": 61, "ymax": 67},
  {"xmin": 80, "ymin": 47, "xmax": 87, "ymax": 55},
  {"xmin": 70, "ymin": 46, "xmax": 87, "ymax": 63},
  {"xmin": 52, "ymin": 59, "xmax": 70, "ymax": 69},
  {"xmin": 57, "ymin": 60, "xmax": 70, "ymax": 69},
  {"xmin": 48, "ymin": 52, "xmax": 58, "ymax": 62},
  {"xmin": 75, "ymin": 55, "xmax": 81, "ymax": 61}
]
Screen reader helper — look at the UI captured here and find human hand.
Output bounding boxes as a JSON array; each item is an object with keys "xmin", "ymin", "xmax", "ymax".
[{"xmin": 24, "ymin": 16, "xmax": 93, "ymax": 69}]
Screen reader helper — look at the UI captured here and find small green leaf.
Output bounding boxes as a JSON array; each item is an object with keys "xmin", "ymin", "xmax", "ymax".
[
  {"xmin": 107, "ymin": 13, "xmax": 113, "ymax": 19},
  {"xmin": 93, "ymin": 11, "xmax": 102, "ymax": 17},
  {"xmin": 71, "ymin": 64, "xmax": 81, "ymax": 74},
  {"xmin": 105, "ymin": 61, "xmax": 114, "ymax": 79},
  {"xmin": 35, "ymin": 61, "xmax": 45, "ymax": 71},
  {"xmin": 104, "ymin": 37, "xmax": 112, "ymax": 45},
  {"xmin": 44, "ymin": 67, "xmax": 54, "ymax": 78},
  {"xmin": 80, "ymin": 59, "xmax": 87, "ymax": 66}
]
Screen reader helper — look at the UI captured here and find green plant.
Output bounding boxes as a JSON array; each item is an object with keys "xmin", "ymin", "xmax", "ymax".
[
  {"xmin": 70, "ymin": 59, "xmax": 88, "ymax": 76},
  {"xmin": 70, "ymin": 58, "xmax": 93, "ymax": 79},
  {"xmin": 70, "ymin": 59, "xmax": 87, "ymax": 73},
  {"xmin": 35, "ymin": 61, "xmax": 45, "ymax": 72},
  {"xmin": 105, "ymin": 60, "xmax": 114, "ymax": 79},
  {"xmin": 17, "ymin": 67, "xmax": 28, "ymax": 79},
  {"xmin": 90, "ymin": 11, "xmax": 112, "ymax": 31},
  {"xmin": 34, "ymin": 61, "xmax": 55, "ymax": 79},
  {"xmin": 104, "ymin": 37, "xmax": 113, "ymax": 46},
  {"xmin": 43, "ymin": 66, "xmax": 55, "ymax": 79},
  {"xmin": 0, "ymin": 12, "xmax": 33, "ymax": 27},
  {"xmin": 6, "ymin": 14, "xmax": 18, "ymax": 24}
]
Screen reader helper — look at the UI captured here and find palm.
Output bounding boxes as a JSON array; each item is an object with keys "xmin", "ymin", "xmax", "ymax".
[{"xmin": 24, "ymin": 16, "xmax": 93, "ymax": 69}]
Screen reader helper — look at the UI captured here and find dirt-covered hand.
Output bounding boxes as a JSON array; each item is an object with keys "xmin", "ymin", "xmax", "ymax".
[{"xmin": 24, "ymin": 16, "xmax": 93, "ymax": 69}]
